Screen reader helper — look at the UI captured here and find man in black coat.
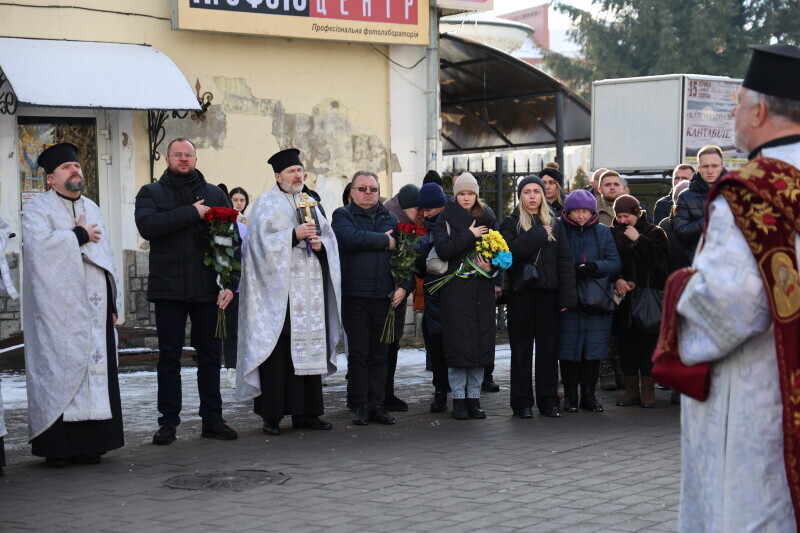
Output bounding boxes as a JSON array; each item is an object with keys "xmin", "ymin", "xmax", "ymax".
[
  {"xmin": 332, "ymin": 171, "xmax": 414, "ymax": 426},
  {"xmin": 414, "ymin": 183, "xmax": 448, "ymax": 412},
  {"xmin": 674, "ymin": 145, "xmax": 727, "ymax": 263},
  {"xmin": 135, "ymin": 138, "xmax": 239, "ymax": 445},
  {"xmin": 652, "ymin": 163, "xmax": 694, "ymax": 224}
]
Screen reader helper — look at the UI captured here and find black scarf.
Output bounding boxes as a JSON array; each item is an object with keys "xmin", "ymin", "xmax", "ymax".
[{"xmin": 159, "ymin": 169, "xmax": 206, "ymax": 206}]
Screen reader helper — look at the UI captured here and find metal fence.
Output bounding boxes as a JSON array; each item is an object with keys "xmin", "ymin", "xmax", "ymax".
[{"xmin": 443, "ymin": 156, "xmax": 539, "ymax": 220}]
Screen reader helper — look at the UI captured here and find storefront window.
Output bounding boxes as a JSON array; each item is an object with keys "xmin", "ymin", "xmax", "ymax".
[{"xmin": 17, "ymin": 117, "xmax": 98, "ymax": 207}]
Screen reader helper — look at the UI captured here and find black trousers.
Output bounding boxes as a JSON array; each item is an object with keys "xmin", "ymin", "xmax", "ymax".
[
  {"xmin": 384, "ymin": 294, "xmax": 408, "ymax": 399},
  {"xmin": 0, "ymin": 436, "xmax": 4, "ymax": 467},
  {"xmin": 344, "ymin": 297, "xmax": 390, "ymax": 408},
  {"xmin": 507, "ymin": 289, "xmax": 560, "ymax": 410},
  {"xmin": 222, "ymin": 292, "xmax": 240, "ymax": 369},
  {"xmin": 618, "ymin": 330, "xmax": 658, "ymax": 376},
  {"xmin": 154, "ymin": 300, "xmax": 223, "ymax": 426}
]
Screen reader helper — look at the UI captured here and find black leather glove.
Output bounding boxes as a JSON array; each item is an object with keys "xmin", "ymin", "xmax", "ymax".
[{"xmin": 575, "ymin": 261, "xmax": 598, "ymax": 277}]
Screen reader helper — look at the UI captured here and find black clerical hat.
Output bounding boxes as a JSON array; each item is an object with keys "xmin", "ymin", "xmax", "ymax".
[
  {"xmin": 37, "ymin": 142, "xmax": 79, "ymax": 174},
  {"xmin": 268, "ymin": 148, "xmax": 303, "ymax": 174},
  {"xmin": 743, "ymin": 44, "xmax": 800, "ymax": 102}
]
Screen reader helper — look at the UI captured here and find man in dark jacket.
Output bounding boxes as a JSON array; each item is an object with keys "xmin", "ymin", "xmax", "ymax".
[
  {"xmin": 332, "ymin": 171, "xmax": 413, "ymax": 426},
  {"xmin": 652, "ymin": 163, "xmax": 694, "ymax": 224},
  {"xmin": 674, "ymin": 145, "xmax": 727, "ymax": 263},
  {"xmin": 414, "ymin": 183, "xmax": 448, "ymax": 412},
  {"xmin": 135, "ymin": 138, "xmax": 239, "ymax": 445},
  {"xmin": 381, "ymin": 183, "xmax": 420, "ymax": 412}
]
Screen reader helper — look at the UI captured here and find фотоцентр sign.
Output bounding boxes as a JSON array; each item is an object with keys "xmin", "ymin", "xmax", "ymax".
[{"xmin": 173, "ymin": 0, "xmax": 430, "ymax": 45}]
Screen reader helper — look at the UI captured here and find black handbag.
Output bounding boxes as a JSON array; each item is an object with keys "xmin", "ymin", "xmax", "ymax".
[
  {"xmin": 511, "ymin": 249, "xmax": 541, "ymax": 292},
  {"xmin": 577, "ymin": 228, "xmax": 616, "ymax": 315},
  {"xmin": 629, "ymin": 275, "xmax": 663, "ymax": 333}
]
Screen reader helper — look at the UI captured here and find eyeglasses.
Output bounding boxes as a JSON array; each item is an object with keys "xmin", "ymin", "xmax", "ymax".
[
  {"xmin": 354, "ymin": 186, "xmax": 379, "ymax": 193},
  {"xmin": 169, "ymin": 152, "xmax": 196, "ymax": 159}
]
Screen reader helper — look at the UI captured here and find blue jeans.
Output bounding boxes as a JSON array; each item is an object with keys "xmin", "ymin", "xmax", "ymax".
[{"xmin": 448, "ymin": 367, "xmax": 484, "ymax": 399}]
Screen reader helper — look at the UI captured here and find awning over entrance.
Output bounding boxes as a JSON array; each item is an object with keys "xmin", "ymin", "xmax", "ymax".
[
  {"xmin": 0, "ymin": 37, "xmax": 200, "ymax": 111},
  {"xmin": 439, "ymin": 33, "xmax": 590, "ymax": 154}
]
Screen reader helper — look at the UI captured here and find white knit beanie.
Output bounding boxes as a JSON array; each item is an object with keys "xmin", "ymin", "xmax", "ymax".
[{"xmin": 453, "ymin": 172, "xmax": 479, "ymax": 196}]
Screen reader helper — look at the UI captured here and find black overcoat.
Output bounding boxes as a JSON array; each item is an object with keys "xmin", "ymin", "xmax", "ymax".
[{"xmin": 433, "ymin": 201, "xmax": 497, "ymax": 368}]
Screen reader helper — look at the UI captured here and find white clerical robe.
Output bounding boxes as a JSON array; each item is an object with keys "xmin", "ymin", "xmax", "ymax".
[
  {"xmin": 0, "ymin": 214, "xmax": 16, "ymax": 440},
  {"xmin": 677, "ymin": 142, "xmax": 800, "ymax": 533},
  {"xmin": 235, "ymin": 185, "xmax": 341, "ymax": 401},
  {"xmin": 22, "ymin": 190, "xmax": 120, "ymax": 440}
]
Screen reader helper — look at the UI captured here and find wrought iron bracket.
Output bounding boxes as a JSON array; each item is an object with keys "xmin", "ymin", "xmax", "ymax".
[
  {"xmin": 148, "ymin": 79, "xmax": 214, "ymax": 182},
  {"xmin": 0, "ymin": 67, "xmax": 18, "ymax": 116}
]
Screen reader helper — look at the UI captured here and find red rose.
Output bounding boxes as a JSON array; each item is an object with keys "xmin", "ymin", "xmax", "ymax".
[
  {"xmin": 397, "ymin": 223, "xmax": 413, "ymax": 234},
  {"xmin": 415, "ymin": 225, "xmax": 427, "ymax": 236},
  {"xmin": 204, "ymin": 207, "xmax": 239, "ymax": 223},
  {"xmin": 763, "ymin": 213, "xmax": 777, "ymax": 225}
]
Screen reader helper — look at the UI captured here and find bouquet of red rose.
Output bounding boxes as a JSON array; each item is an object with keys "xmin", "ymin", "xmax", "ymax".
[
  {"xmin": 203, "ymin": 207, "xmax": 241, "ymax": 338},
  {"xmin": 381, "ymin": 222, "xmax": 427, "ymax": 343}
]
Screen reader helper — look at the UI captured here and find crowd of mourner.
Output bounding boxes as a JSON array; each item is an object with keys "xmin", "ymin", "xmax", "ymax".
[
  {"xmin": 0, "ymin": 138, "xmax": 724, "ymax": 473},
  {"xmin": 3, "ymin": 43, "xmax": 800, "ymax": 533}
]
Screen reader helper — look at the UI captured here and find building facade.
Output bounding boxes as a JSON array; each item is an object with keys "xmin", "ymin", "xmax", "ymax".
[{"xmin": 0, "ymin": 0, "xmax": 438, "ymax": 337}]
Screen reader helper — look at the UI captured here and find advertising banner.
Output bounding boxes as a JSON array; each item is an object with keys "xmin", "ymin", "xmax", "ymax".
[
  {"xmin": 174, "ymin": 0, "xmax": 430, "ymax": 45},
  {"xmin": 684, "ymin": 77, "xmax": 747, "ymax": 168}
]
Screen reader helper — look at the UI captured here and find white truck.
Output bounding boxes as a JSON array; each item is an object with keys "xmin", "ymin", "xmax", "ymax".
[
  {"xmin": 590, "ymin": 74, "xmax": 746, "ymax": 216},
  {"xmin": 592, "ymin": 74, "xmax": 746, "ymax": 172}
]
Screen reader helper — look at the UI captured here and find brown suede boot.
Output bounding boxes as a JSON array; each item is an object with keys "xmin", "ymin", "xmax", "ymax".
[
  {"xmin": 640, "ymin": 376, "xmax": 656, "ymax": 408},
  {"xmin": 615, "ymin": 375, "xmax": 641, "ymax": 406}
]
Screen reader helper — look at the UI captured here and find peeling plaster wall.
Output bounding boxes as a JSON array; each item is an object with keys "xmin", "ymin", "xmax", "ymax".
[
  {"xmin": 0, "ymin": 1, "xmax": 395, "ymax": 205},
  {"xmin": 157, "ymin": 77, "xmax": 392, "ymax": 202}
]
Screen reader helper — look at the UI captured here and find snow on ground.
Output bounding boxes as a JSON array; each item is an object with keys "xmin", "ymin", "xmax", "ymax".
[{"xmin": 1, "ymin": 344, "xmax": 513, "ymax": 463}]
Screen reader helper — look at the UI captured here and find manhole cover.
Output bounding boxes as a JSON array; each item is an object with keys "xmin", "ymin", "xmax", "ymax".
[{"xmin": 164, "ymin": 470, "xmax": 290, "ymax": 491}]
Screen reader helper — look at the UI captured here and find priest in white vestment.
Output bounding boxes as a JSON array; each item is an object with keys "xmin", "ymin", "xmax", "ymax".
[
  {"xmin": 675, "ymin": 45, "xmax": 800, "ymax": 532},
  {"xmin": 236, "ymin": 149, "xmax": 341, "ymax": 436},
  {"xmin": 22, "ymin": 143, "xmax": 123, "ymax": 466},
  {"xmin": 0, "ymin": 214, "xmax": 18, "ymax": 475}
]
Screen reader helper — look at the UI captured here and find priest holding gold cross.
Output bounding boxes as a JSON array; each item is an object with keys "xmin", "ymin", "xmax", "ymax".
[{"xmin": 236, "ymin": 148, "xmax": 342, "ymax": 436}]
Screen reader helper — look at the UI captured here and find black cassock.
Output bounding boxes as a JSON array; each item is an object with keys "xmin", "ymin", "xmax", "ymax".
[
  {"xmin": 253, "ymin": 251, "xmax": 331, "ymax": 421},
  {"xmin": 31, "ymin": 273, "xmax": 124, "ymax": 459}
]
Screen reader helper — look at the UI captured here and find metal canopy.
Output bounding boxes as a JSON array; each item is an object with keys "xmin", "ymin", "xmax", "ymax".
[
  {"xmin": 439, "ymin": 33, "xmax": 590, "ymax": 155},
  {"xmin": 0, "ymin": 37, "xmax": 201, "ymax": 111}
]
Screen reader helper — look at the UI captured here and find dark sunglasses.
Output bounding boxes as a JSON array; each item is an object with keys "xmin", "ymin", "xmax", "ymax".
[{"xmin": 355, "ymin": 186, "xmax": 379, "ymax": 193}]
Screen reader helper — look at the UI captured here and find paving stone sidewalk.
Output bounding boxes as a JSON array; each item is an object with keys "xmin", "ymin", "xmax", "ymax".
[{"xmin": 0, "ymin": 346, "xmax": 681, "ymax": 532}]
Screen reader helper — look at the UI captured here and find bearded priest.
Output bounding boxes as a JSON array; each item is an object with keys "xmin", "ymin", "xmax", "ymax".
[
  {"xmin": 236, "ymin": 148, "xmax": 341, "ymax": 436},
  {"xmin": 22, "ymin": 143, "xmax": 123, "ymax": 466}
]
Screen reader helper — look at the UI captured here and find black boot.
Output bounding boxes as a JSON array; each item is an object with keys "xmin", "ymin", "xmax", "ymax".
[
  {"xmin": 430, "ymin": 390, "xmax": 448, "ymax": 413},
  {"xmin": 563, "ymin": 385, "xmax": 579, "ymax": 412},
  {"xmin": 452, "ymin": 399, "xmax": 469, "ymax": 420},
  {"xmin": 580, "ymin": 384, "xmax": 604, "ymax": 412},
  {"xmin": 467, "ymin": 398, "xmax": 486, "ymax": 419}
]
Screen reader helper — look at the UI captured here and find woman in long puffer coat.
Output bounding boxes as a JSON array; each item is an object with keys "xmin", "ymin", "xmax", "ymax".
[{"xmin": 558, "ymin": 190, "xmax": 622, "ymax": 413}]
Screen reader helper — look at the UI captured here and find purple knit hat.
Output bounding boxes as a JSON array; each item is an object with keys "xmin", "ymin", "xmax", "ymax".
[{"xmin": 563, "ymin": 189, "xmax": 597, "ymax": 213}]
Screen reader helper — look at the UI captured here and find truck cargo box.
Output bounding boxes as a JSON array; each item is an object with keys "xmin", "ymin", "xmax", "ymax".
[{"xmin": 591, "ymin": 74, "xmax": 746, "ymax": 173}]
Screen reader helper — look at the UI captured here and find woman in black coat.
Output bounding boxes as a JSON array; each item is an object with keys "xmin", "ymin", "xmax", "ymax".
[
  {"xmin": 501, "ymin": 176, "xmax": 576, "ymax": 418},
  {"xmin": 610, "ymin": 195, "xmax": 669, "ymax": 408},
  {"xmin": 433, "ymin": 173, "xmax": 497, "ymax": 420}
]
